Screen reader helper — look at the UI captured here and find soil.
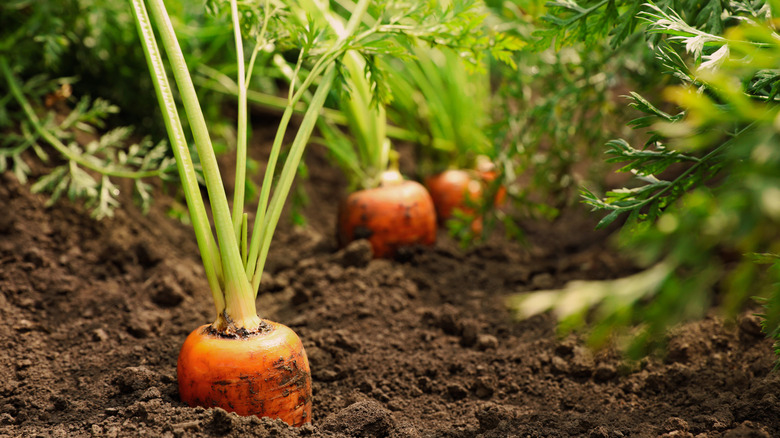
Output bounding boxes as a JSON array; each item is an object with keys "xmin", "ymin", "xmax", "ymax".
[{"xmin": 1, "ymin": 132, "xmax": 779, "ymax": 438}]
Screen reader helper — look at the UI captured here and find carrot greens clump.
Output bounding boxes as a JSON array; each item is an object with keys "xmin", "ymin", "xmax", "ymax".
[{"xmin": 129, "ymin": 0, "xmax": 512, "ymax": 331}]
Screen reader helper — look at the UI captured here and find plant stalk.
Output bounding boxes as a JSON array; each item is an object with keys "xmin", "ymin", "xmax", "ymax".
[
  {"xmin": 145, "ymin": 0, "xmax": 259, "ymax": 331},
  {"xmin": 230, "ymin": 0, "xmax": 249, "ymax": 242},
  {"xmin": 252, "ymin": 65, "xmax": 338, "ymax": 291},
  {"xmin": 129, "ymin": 0, "xmax": 225, "ymax": 317}
]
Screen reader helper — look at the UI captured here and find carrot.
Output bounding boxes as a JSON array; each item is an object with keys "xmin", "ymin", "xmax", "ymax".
[
  {"xmin": 177, "ymin": 321, "xmax": 311, "ymax": 426},
  {"xmin": 133, "ymin": 0, "xmax": 496, "ymax": 425},
  {"xmin": 338, "ymin": 171, "xmax": 436, "ymax": 258},
  {"xmin": 131, "ymin": 0, "xmax": 370, "ymax": 426},
  {"xmin": 425, "ymin": 169, "xmax": 506, "ymax": 234}
]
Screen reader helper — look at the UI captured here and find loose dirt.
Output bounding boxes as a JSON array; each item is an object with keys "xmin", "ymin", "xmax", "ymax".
[{"xmin": 1, "ymin": 140, "xmax": 778, "ymax": 438}]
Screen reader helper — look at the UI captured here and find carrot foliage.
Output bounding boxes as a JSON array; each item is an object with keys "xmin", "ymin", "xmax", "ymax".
[{"xmin": 509, "ymin": 0, "xmax": 780, "ymax": 357}]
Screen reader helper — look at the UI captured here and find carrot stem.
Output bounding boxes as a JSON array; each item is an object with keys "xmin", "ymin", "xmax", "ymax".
[
  {"xmin": 129, "ymin": 0, "xmax": 225, "ymax": 315},
  {"xmin": 230, "ymin": 0, "xmax": 248, "ymax": 242},
  {"xmin": 252, "ymin": 65, "xmax": 337, "ymax": 291},
  {"xmin": 144, "ymin": 0, "xmax": 259, "ymax": 331}
]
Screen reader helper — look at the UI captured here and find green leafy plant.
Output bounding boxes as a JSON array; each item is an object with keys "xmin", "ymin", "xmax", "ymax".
[
  {"xmin": 131, "ymin": 0, "xmax": 513, "ymax": 419},
  {"xmin": 0, "ymin": 0, "xmax": 197, "ymax": 217},
  {"xmin": 0, "ymin": 68, "xmax": 175, "ymax": 218},
  {"xmin": 261, "ymin": 0, "xmax": 522, "ymax": 254},
  {"xmin": 381, "ymin": 45, "xmax": 512, "ymax": 245},
  {"xmin": 481, "ymin": 0, "xmax": 654, "ymax": 241},
  {"xmin": 509, "ymin": 0, "xmax": 780, "ymax": 357},
  {"xmin": 386, "ymin": 46, "xmax": 494, "ymax": 175},
  {"xmin": 0, "ymin": 0, "xmax": 173, "ymax": 130}
]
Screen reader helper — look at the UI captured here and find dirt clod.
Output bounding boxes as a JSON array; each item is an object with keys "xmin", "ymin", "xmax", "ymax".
[
  {"xmin": 335, "ymin": 239, "xmax": 373, "ymax": 268},
  {"xmin": 321, "ymin": 400, "xmax": 395, "ymax": 437},
  {"xmin": 113, "ymin": 366, "xmax": 160, "ymax": 394},
  {"xmin": 149, "ymin": 273, "xmax": 187, "ymax": 307},
  {"xmin": 476, "ymin": 334, "xmax": 498, "ymax": 350}
]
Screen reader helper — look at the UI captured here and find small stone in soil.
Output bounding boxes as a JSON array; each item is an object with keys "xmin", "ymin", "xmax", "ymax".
[
  {"xmin": 140, "ymin": 386, "xmax": 162, "ymax": 401},
  {"xmin": 435, "ymin": 305, "xmax": 460, "ymax": 335},
  {"xmin": 209, "ymin": 408, "xmax": 236, "ymax": 435},
  {"xmin": 594, "ymin": 363, "xmax": 617, "ymax": 382},
  {"xmin": 666, "ymin": 340, "xmax": 692, "ymax": 364},
  {"xmin": 321, "ymin": 400, "xmax": 401, "ymax": 437},
  {"xmin": 92, "ymin": 328, "xmax": 109, "ymax": 342},
  {"xmin": 113, "ymin": 366, "xmax": 159, "ymax": 393},
  {"xmin": 417, "ymin": 376, "xmax": 434, "ymax": 394},
  {"xmin": 475, "ymin": 403, "xmax": 515, "ymax": 431},
  {"xmin": 314, "ymin": 369, "xmax": 340, "ymax": 382},
  {"xmin": 550, "ymin": 356, "xmax": 569, "ymax": 374},
  {"xmin": 662, "ymin": 417, "xmax": 690, "ymax": 432},
  {"xmin": 126, "ymin": 320, "xmax": 151, "ymax": 339},
  {"xmin": 50, "ymin": 395, "xmax": 69, "ymax": 411},
  {"xmin": 476, "ymin": 334, "xmax": 498, "ymax": 350},
  {"xmin": 587, "ymin": 426, "xmax": 610, "ymax": 438},
  {"xmin": 459, "ymin": 319, "xmax": 479, "ymax": 347},
  {"xmin": 336, "ymin": 240, "xmax": 373, "ymax": 268},
  {"xmin": 569, "ymin": 347, "xmax": 595, "ymax": 378},
  {"xmin": 473, "ymin": 376, "xmax": 495, "ymax": 399}
]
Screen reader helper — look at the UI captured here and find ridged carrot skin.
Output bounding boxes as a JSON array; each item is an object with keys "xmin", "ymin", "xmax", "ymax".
[
  {"xmin": 425, "ymin": 169, "xmax": 506, "ymax": 234},
  {"xmin": 177, "ymin": 321, "xmax": 312, "ymax": 426},
  {"xmin": 337, "ymin": 180, "xmax": 436, "ymax": 258}
]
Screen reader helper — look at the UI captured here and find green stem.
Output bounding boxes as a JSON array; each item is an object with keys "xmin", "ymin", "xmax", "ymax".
[
  {"xmin": 244, "ymin": 46, "xmax": 345, "ymax": 278},
  {"xmin": 230, "ymin": 0, "xmax": 248, "ymax": 242},
  {"xmin": 244, "ymin": 104, "xmax": 294, "ymax": 278},
  {"xmin": 0, "ymin": 58, "xmax": 160, "ymax": 180},
  {"xmin": 251, "ymin": 65, "xmax": 338, "ymax": 291},
  {"xmin": 197, "ymin": 66, "xmax": 421, "ymax": 143},
  {"xmin": 145, "ymin": 0, "xmax": 259, "ymax": 331},
  {"xmin": 129, "ymin": 0, "xmax": 224, "ymax": 313},
  {"xmin": 342, "ymin": 50, "xmax": 389, "ymax": 188},
  {"xmin": 244, "ymin": 0, "xmax": 271, "ymax": 83}
]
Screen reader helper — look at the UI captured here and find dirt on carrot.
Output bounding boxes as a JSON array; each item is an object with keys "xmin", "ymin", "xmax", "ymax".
[{"xmin": 1, "ymin": 144, "xmax": 779, "ymax": 437}]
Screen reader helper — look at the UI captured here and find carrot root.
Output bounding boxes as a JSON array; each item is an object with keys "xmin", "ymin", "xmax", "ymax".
[{"xmin": 177, "ymin": 321, "xmax": 312, "ymax": 426}]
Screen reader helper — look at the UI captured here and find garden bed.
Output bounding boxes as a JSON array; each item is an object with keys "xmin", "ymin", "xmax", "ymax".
[{"xmin": 1, "ymin": 142, "xmax": 779, "ymax": 438}]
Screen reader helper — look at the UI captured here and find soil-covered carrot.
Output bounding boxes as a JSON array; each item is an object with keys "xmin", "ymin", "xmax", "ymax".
[
  {"xmin": 338, "ymin": 171, "xmax": 436, "ymax": 258},
  {"xmin": 178, "ymin": 321, "xmax": 311, "ymax": 426}
]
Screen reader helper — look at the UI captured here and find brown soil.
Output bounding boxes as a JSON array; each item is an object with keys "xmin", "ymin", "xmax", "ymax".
[{"xmin": 1, "ymin": 138, "xmax": 779, "ymax": 438}]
